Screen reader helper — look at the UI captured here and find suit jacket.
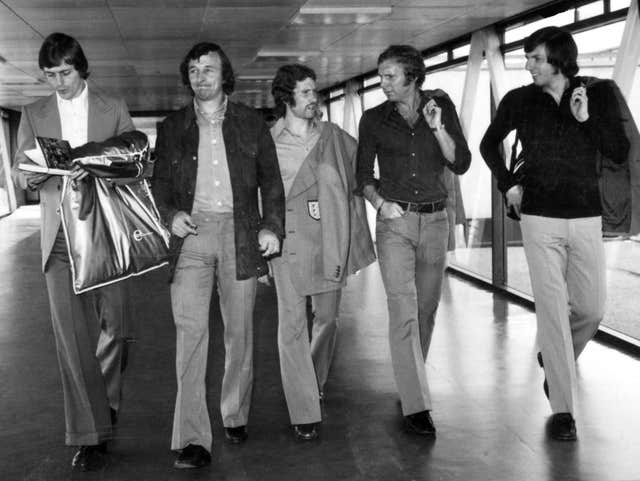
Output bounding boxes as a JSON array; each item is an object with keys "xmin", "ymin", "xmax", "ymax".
[
  {"xmin": 12, "ymin": 87, "xmax": 135, "ymax": 271},
  {"xmin": 272, "ymin": 120, "xmax": 376, "ymax": 296},
  {"xmin": 152, "ymin": 101, "xmax": 285, "ymax": 281}
]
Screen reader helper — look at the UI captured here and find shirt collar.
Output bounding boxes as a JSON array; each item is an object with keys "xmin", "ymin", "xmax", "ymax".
[
  {"xmin": 193, "ymin": 95, "xmax": 228, "ymax": 123},
  {"xmin": 383, "ymin": 90, "xmax": 427, "ymax": 119},
  {"xmin": 56, "ymin": 80, "xmax": 88, "ymax": 107},
  {"xmin": 271, "ymin": 116, "xmax": 320, "ymax": 140}
]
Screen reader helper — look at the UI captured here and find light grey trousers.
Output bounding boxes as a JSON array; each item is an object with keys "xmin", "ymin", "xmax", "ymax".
[
  {"xmin": 271, "ymin": 255, "xmax": 341, "ymax": 425},
  {"xmin": 521, "ymin": 214, "xmax": 605, "ymax": 414},
  {"xmin": 45, "ymin": 229, "xmax": 125, "ymax": 446},
  {"xmin": 170, "ymin": 213, "xmax": 256, "ymax": 453},
  {"xmin": 376, "ymin": 209, "xmax": 449, "ymax": 416}
]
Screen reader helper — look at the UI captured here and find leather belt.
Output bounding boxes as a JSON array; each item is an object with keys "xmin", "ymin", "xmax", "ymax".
[{"xmin": 395, "ymin": 199, "xmax": 446, "ymax": 213}]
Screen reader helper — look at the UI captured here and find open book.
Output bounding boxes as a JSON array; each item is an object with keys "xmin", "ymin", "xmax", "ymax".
[{"xmin": 18, "ymin": 137, "xmax": 72, "ymax": 176}]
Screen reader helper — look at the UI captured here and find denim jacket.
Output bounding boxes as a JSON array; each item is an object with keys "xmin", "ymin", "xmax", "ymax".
[{"xmin": 152, "ymin": 100, "xmax": 285, "ymax": 281}]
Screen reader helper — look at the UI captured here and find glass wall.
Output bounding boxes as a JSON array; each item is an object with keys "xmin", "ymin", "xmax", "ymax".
[
  {"xmin": 324, "ymin": 0, "xmax": 640, "ymax": 344},
  {"xmin": 425, "ymin": 63, "xmax": 493, "ymax": 281}
]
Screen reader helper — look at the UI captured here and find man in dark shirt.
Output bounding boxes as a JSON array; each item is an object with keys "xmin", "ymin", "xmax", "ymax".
[
  {"xmin": 356, "ymin": 45, "xmax": 471, "ymax": 436},
  {"xmin": 480, "ymin": 27, "xmax": 629, "ymax": 441}
]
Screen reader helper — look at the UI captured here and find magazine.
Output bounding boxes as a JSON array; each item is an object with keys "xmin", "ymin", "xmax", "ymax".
[{"xmin": 18, "ymin": 137, "xmax": 72, "ymax": 176}]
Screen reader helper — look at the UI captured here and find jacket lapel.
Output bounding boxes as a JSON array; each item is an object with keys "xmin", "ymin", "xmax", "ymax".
[
  {"xmin": 87, "ymin": 89, "xmax": 114, "ymax": 141},
  {"xmin": 32, "ymin": 95, "xmax": 62, "ymax": 139},
  {"xmin": 287, "ymin": 123, "xmax": 326, "ymax": 200}
]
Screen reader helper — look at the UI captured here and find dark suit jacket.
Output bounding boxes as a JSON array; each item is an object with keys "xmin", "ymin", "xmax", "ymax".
[
  {"xmin": 12, "ymin": 87, "xmax": 135, "ymax": 270},
  {"xmin": 152, "ymin": 100, "xmax": 285, "ymax": 281}
]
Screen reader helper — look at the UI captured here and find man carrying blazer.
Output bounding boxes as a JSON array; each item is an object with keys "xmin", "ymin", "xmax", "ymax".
[
  {"xmin": 153, "ymin": 42, "xmax": 284, "ymax": 469},
  {"xmin": 269, "ymin": 64, "xmax": 376, "ymax": 441},
  {"xmin": 11, "ymin": 32, "xmax": 134, "ymax": 471}
]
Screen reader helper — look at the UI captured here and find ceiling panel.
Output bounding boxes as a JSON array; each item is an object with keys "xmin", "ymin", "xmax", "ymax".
[{"xmin": 0, "ymin": 0, "xmax": 558, "ymax": 112}]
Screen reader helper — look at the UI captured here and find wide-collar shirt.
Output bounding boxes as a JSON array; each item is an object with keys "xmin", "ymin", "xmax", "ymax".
[
  {"xmin": 270, "ymin": 117, "xmax": 321, "ymax": 197},
  {"xmin": 480, "ymin": 77, "xmax": 629, "ymax": 218},
  {"xmin": 356, "ymin": 91, "xmax": 471, "ymax": 203},
  {"xmin": 57, "ymin": 81, "xmax": 88, "ymax": 148},
  {"xmin": 192, "ymin": 96, "xmax": 233, "ymax": 215}
]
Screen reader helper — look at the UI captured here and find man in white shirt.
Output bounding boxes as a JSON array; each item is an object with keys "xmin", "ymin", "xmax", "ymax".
[{"xmin": 12, "ymin": 32, "xmax": 135, "ymax": 471}]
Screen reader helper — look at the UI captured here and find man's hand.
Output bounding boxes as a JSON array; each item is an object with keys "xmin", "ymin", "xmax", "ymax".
[
  {"xmin": 505, "ymin": 184, "xmax": 523, "ymax": 217},
  {"xmin": 422, "ymin": 98, "xmax": 443, "ymax": 129},
  {"xmin": 570, "ymin": 85, "xmax": 589, "ymax": 122},
  {"xmin": 378, "ymin": 200, "xmax": 404, "ymax": 219},
  {"xmin": 258, "ymin": 229, "xmax": 280, "ymax": 257},
  {"xmin": 24, "ymin": 172, "xmax": 50, "ymax": 191},
  {"xmin": 70, "ymin": 164, "xmax": 90, "ymax": 182},
  {"xmin": 171, "ymin": 211, "xmax": 198, "ymax": 238}
]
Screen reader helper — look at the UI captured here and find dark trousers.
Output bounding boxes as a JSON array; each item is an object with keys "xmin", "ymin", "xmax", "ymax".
[{"xmin": 44, "ymin": 229, "xmax": 126, "ymax": 445}]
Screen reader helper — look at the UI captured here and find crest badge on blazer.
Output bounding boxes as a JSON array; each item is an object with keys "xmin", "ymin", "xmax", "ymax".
[{"xmin": 307, "ymin": 200, "xmax": 320, "ymax": 220}]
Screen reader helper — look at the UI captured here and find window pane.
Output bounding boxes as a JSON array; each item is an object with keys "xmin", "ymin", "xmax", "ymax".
[
  {"xmin": 329, "ymin": 98, "xmax": 345, "ymax": 128},
  {"xmin": 424, "ymin": 52, "xmax": 448, "ymax": 68},
  {"xmin": 577, "ymin": 1, "xmax": 604, "ymax": 21},
  {"xmin": 610, "ymin": 0, "xmax": 631, "ymax": 11},
  {"xmin": 424, "ymin": 63, "xmax": 493, "ymax": 281},
  {"xmin": 504, "ymin": 10, "xmax": 575, "ymax": 44},
  {"xmin": 452, "ymin": 44, "xmax": 470, "ymax": 59}
]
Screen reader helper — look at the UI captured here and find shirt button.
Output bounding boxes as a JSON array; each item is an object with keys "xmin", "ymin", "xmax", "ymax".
[
  {"xmin": 213, "ymin": 160, "xmax": 218, "ymax": 165},
  {"xmin": 414, "ymin": 190, "xmax": 418, "ymax": 195},
  {"xmin": 411, "ymin": 153, "xmax": 415, "ymax": 157},
  {"xmin": 192, "ymin": 155, "xmax": 197, "ymax": 160},
  {"xmin": 411, "ymin": 173, "xmax": 416, "ymax": 177},
  {"xmin": 214, "ymin": 181, "xmax": 220, "ymax": 186},
  {"xmin": 211, "ymin": 139, "xmax": 217, "ymax": 144},
  {"xmin": 411, "ymin": 132, "xmax": 415, "ymax": 136},
  {"xmin": 217, "ymin": 201, "xmax": 222, "ymax": 206}
]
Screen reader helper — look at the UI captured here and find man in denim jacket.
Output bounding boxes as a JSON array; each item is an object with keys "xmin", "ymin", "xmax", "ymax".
[{"xmin": 153, "ymin": 42, "xmax": 284, "ymax": 469}]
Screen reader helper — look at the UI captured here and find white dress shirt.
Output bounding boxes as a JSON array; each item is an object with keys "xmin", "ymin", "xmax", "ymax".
[{"xmin": 56, "ymin": 81, "xmax": 89, "ymax": 148}]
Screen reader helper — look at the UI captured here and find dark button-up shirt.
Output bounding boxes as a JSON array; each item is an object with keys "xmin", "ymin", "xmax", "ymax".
[
  {"xmin": 480, "ymin": 77, "xmax": 629, "ymax": 218},
  {"xmin": 356, "ymin": 90, "xmax": 471, "ymax": 203}
]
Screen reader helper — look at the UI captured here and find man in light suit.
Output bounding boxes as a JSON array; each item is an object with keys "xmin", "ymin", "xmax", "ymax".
[
  {"xmin": 12, "ymin": 32, "xmax": 134, "ymax": 471},
  {"xmin": 269, "ymin": 64, "xmax": 375, "ymax": 440}
]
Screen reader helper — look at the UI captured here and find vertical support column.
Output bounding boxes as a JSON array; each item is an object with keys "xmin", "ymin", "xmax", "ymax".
[
  {"xmin": 612, "ymin": 0, "xmax": 640, "ymax": 98},
  {"xmin": 0, "ymin": 109, "xmax": 17, "ymax": 214},
  {"xmin": 483, "ymin": 26, "xmax": 510, "ymax": 287}
]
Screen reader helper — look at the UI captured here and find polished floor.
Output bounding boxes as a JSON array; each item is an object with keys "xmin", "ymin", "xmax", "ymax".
[{"xmin": 2, "ymin": 206, "xmax": 640, "ymax": 481}]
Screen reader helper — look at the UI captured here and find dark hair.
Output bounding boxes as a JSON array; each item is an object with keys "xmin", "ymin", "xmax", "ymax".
[
  {"xmin": 524, "ymin": 26, "xmax": 579, "ymax": 78},
  {"xmin": 271, "ymin": 64, "xmax": 316, "ymax": 118},
  {"xmin": 377, "ymin": 45, "xmax": 425, "ymax": 87},
  {"xmin": 38, "ymin": 32, "xmax": 89, "ymax": 79},
  {"xmin": 180, "ymin": 42, "xmax": 235, "ymax": 95}
]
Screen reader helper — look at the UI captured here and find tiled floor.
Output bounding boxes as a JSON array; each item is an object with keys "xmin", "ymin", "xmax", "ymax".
[{"xmin": 1, "ymin": 205, "xmax": 640, "ymax": 481}]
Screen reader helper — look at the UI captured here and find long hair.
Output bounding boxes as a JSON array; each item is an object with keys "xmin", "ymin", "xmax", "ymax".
[
  {"xmin": 180, "ymin": 42, "xmax": 235, "ymax": 95},
  {"xmin": 524, "ymin": 26, "xmax": 579, "ymax": 78},
  {"xmin": 377, "ymin": 45, "xmax": 426, "ymax": 87},
  {"xmin": 271, "ymin": 64, "xmax": 316, "ymax": 118},
  {"xmin": 38, "ymin": 32, "xmax": 89, "ymax": 79}
]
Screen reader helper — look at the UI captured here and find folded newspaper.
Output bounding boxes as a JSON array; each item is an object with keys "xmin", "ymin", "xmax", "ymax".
[{"xmin": 19, "ymin": 137, "xmax": 72, "ymax": 176}]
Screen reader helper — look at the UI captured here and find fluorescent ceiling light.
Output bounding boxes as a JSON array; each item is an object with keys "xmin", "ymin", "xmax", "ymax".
[
  {"xmin": 299, "ymin": 7, "xmax": 392, "ymax": 15},
  {"xmin": 292, "ymin": 6, "xmax": 392, "ymax": 25},
  {"xmin": 256, "ymin": 50, "xmax": 322, "ymax": 58},
  {"xmin": 236, "ymin": 75, "xmax": 274, "ymax": 81}
]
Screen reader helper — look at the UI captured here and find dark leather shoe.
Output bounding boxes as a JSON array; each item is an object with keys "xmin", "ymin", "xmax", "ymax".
[
  {"xmin": 224, "ymin": 426, "xmax": 248, "ymax": 444},
  {"xmin": 71, "ymin": 442, "xmax": 108, "ymax": 471},
  {"xmin": 405, "ymin": 410, "xmax": 436, "ymax": 436},
  {"xmin": 549, "ymin": 413, "xmax": 577, "ymax": 441},
  {"xmin": 293, "ymin": 423, "xmax": 319, "ymax": 441},
  {"xmin": 174, "ymin": 444, "xmax": 211, "ymax": 469}
]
